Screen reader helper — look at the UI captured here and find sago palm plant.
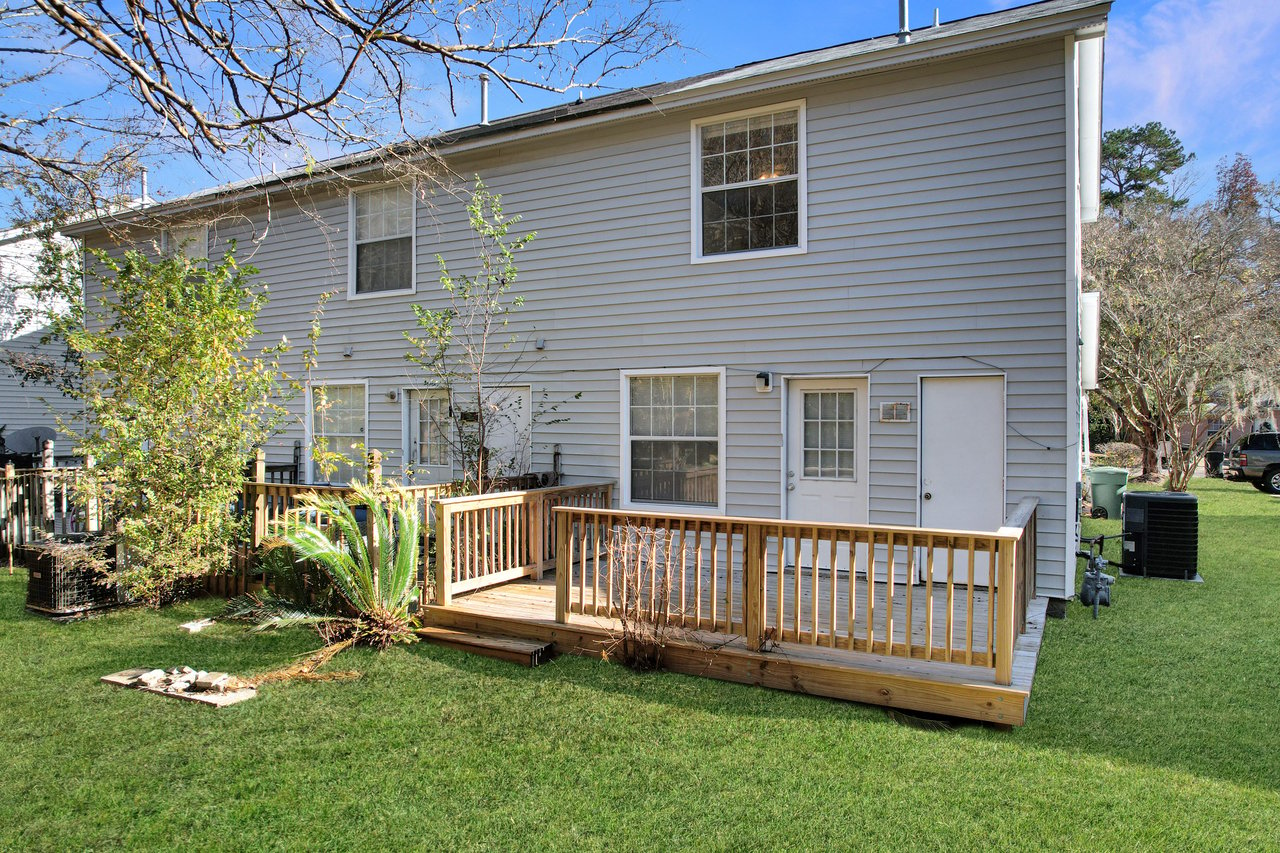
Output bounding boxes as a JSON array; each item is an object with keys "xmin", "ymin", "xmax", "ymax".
[{"xmin": 229, "ymin": 481, "xmax": 423, "ymax": 649}]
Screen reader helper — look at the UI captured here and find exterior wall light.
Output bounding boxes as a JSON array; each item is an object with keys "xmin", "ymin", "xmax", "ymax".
[{"xmin": 755, "ymin": 371, "xmax": 773, "ymax": 393}]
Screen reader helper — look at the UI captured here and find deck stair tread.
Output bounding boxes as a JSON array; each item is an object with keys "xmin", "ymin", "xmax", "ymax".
[{"xmin": 415, "ymin": 626, "xmax": 553, "ymax": 667}]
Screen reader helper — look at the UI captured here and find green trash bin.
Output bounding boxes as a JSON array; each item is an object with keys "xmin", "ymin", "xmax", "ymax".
[{"xmin": 1087, "ymin": 466, "xmax": 1129, "ymax": 519}]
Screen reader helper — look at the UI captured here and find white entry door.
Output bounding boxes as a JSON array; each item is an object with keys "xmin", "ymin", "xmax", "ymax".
[
  {"xmin": 920, "ymin": 375, "xmax": 1005, "ymax": 586},
  {"xmin": 407, "ymin": 389, "xmax": 452, "ymax": 484},
  {"xmin": 786, "ymin": 378, "xmax": 869, "ymax": 570}
]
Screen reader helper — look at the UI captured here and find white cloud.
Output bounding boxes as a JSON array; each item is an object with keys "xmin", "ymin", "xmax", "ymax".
[{"xmin": 1105, "ymin": 0, "xmax": 1280, "ymax": 183}]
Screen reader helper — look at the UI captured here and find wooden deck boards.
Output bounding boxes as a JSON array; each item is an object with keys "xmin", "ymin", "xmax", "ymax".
[{"xmin": 423, "ymin": 573, "xmax": 1048, "ymax": 725}]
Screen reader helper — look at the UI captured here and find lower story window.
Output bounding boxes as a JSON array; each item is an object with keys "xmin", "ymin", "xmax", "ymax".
[
  {"xmin": 625, "ymin": 372, "xmax": 721, "ymax": 508},
  {"xmin": 310, "ymin": 383, "xmax": 366, "ymax": 484}
]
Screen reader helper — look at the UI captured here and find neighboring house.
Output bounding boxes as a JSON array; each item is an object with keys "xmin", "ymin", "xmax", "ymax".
[
  {"xmin": 0, "ymin": 326, "xmax": 81, "ymax": 461},
  {"xmin": 0, "ymin": 226, "xmax": 81, "ymax": 458},
  {"xmin": 67, "ymin": 0, "xmax": 1109, "ymax": 603}
]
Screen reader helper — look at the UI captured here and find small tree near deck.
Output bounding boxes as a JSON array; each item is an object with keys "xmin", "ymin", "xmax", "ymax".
[
  {"xmin": 67, "ymin": 248, "xmax": 290, "ymax": 604},
  {"xmin": 404, "ymin": 181, "xmax": 538, "ymax": 494}
]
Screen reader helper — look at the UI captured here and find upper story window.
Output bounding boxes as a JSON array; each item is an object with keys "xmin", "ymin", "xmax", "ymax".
[
  {"xmin": 162, "ymin": 225, "xmax": 208, "ymax": 264},
  {"xmin": 693, "ymin": 101, "xmax": 806, "ymax": 262},
  {"xmin": 350, "ymin": 185, "xmax": 414, "ymax": 297}
]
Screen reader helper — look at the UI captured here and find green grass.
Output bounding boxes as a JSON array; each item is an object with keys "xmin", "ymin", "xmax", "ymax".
[{"xmin": 1, "ymin": 478, "xmax": 1277, "ymax": 850}]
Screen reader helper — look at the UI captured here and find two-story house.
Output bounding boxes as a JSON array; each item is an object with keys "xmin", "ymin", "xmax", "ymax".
[{"xmin": 69, "ymin": 0, "xmax": 1108, "ymax": 607}]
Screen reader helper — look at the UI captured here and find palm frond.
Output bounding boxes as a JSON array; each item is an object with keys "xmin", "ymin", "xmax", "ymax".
[
  {"xmin": 224, "ymin": 591, "xmax": 346, "ymax": 632},
  {"xmin": 269, "ymin": 479, "xmax": 423, "ymax": 641}
]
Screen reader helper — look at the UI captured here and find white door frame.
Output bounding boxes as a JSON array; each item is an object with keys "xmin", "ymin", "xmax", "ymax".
[
  {"xmin": 779, "ymin": 373, "xmax": 872, "ymax": 521},
  {"xmin": 304, "ymin": 379, "xmax": 370, "ymax": 485},
  {"xmin": 915, "ymin": 372, "xmax": 1008, "ymax": 527},
  {"xmin": 401, "ymin": 386, "xmax": 453, "ymax": 483}
]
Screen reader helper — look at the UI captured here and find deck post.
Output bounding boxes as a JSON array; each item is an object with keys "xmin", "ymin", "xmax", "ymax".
[
  {"xmin": 435, "ymin": 502, "xmax": 453, "ymax": 606},
  {"xmin": 554, "ymin": 510, "xmax": 570, "ymax": 623},
  {"xmin": 365, "ymin": 449, "xmax": 382, "ymax": 577},
  {"xmin": 743, "ymin": 523, "xmax": 766, "ymax": 651},
  {"xmin": 995, "ymin": 536, "xmax": 1017, "ymax": 685},
  {"xmin": 83, "ymin": 454, "xmax": 99, "ymax": 534},
  {"xmin": 3, "ymin": 462, "xmax": 14, "ymax": 573},
  {"xmin": 40, "ymin": 439, "xmax": 55, "ymax": 533},
  {"xmin": 250, "ymin": 448, "xmax": 267, "ymax": 548},
  {"xmin": 530, "ymin": 494, "xmax": 546, "ymax": 580}
]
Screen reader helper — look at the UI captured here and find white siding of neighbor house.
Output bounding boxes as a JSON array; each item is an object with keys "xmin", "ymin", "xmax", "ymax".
[
  {"xmin": 0, "ymin": 328, "xmax": 82, "ymax": 455},
  {"xmin": 83, "ymin": 38, "xmax": 1078, "ymax": 596}
]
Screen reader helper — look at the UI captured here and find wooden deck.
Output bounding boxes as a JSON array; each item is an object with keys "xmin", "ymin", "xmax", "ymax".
[{"xmin": 423, "ymin": 573, "xmax": 1048, "ymax": 726}]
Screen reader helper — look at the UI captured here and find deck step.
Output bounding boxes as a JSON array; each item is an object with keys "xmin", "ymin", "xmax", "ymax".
[{"xmin": 415, "ymin": 626, "xmax": 553, "ymax": 667}]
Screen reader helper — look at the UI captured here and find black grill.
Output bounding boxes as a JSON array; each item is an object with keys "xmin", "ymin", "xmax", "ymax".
[{"xmin": 1121, "ymin": 492, "xmax": 1199, "ymax": 580}]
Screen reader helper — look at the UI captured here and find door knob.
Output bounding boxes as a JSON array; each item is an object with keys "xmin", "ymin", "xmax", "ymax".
[
  {"xmin": 787, "ymin": 484, "xmax": 796, "ymax": 491},
  {"xmin": 923, "ymin": 492, "xmax": 932, "ymax": 501}
]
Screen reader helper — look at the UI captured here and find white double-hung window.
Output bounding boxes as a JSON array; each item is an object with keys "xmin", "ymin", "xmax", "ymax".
[
  {"xmin": 693, "ymin": 101, "xmax": 806, "ymax": 261},
  {"xmin": 161, "ymin": 224, "xmax": 209, "ymax": 263},
  {"xmin": 621, "ymin": 369, "xmax": 725, "ymax": 512},
  {"xmin": 350, "ymin": 185, "xmax": 415, "ymax": 297}
]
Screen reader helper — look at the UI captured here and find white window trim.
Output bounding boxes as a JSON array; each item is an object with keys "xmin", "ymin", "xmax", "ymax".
[
  {"xmin": 619, "ymin": 367, "xmax": 727, "ymax": 515},
  {"xmin": 689, "ymin": 99, "xmax": 808, "ymax": 265},
  {"xmin": 347, "ymin": 183, "xmax": 417, "ymax": 301},
  {"xmin": 304, "ymin": 379, "xmax": 370, "ymax": 484}
]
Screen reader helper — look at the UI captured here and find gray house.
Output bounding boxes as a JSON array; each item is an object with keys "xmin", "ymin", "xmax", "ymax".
[{"xmin": 70, "ymin": 0, "xmax": 1108, "ymax": 604}]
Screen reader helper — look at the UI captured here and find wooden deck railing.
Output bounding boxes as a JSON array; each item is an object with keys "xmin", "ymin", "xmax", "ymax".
[
  {"xmin": 2, "ymin": 443, "xmax": 104, "ymax": 571},
  {"xmin": 553, "ymin": 498, "xmax": 1038, "ymax": 683},
  {"xmin": 433, "ymin": 482, "xmax": 613, "ymax": 605}
]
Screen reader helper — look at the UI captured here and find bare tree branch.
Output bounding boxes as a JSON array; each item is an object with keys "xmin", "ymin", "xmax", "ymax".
[{"xmin": 0, "ymin": 0, "xmax": 679, "ymax": 211}]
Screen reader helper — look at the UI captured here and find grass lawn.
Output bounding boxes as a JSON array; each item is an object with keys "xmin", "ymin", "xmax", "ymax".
[{"xmin": 1, "ymin": 478, "xmax": 1277, "ymax": 850}]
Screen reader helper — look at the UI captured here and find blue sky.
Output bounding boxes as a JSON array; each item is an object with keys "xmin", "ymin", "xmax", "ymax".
[
  {"xmin": 478, "ymin": 0, "xmax": 1279, "ymax": 203},
  {"xmin": 47, "ymin": 1, "xmax": 1280, "ymax": 203}
]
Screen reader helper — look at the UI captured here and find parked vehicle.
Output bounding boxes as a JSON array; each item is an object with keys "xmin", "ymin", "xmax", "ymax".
[{"xmin": 1222, "ymin": 432, "xmax": 1280, "ymax": 494}]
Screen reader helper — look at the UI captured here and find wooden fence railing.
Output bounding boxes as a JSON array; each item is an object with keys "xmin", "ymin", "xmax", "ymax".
[
  {"xmin": 433, "ymin": 482, "xmax": 614, "ymax": 605},
  {"xmin": 553, "ymin": 498, "xmax": 1038, "ymax": 684},
  {"xmin": 2, "ymin": 441, "xmax": 103, "ymax": 572}
]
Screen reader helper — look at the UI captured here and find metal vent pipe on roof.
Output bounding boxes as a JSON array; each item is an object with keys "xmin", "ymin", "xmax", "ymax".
[
  {"xmin": 480, "ymin": 73, "xmax": 490, "ymax": 126},
  {"xmin": 898, "ymin": 0, "xmax": 911, "ymax": 44}
]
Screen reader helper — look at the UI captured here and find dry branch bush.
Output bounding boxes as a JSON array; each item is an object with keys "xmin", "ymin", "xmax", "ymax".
[{"xmin": 603, "ymin": 523, "xmax": 682, "ymax": 671}]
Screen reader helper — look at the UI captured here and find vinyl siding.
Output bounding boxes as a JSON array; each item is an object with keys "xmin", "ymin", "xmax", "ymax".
[
  {"xmin": 0, "ymin": 328, "xmax": 82, "ymax": 457},
  {"xmin": 83, "ymin": 38, "xmax": 1077, "ymax": 596}
]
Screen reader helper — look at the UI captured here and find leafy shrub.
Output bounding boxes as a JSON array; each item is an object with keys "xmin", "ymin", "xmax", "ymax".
[{"xmin": 1095, "ymin": 441, "xmax": 1142, "ymax": 469}]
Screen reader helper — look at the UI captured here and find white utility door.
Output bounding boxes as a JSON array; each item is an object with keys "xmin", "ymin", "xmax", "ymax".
[
  {"xmin": 920, "ymin": 376, "xmax": 1005, "ymax": 586},
  {"xmin": 474, "ymin": 385, "xmax": 532, "ymax": 478},
  {"xmin": 786, "ymin": 378, "xmax": 869, "ymax": 571}
]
